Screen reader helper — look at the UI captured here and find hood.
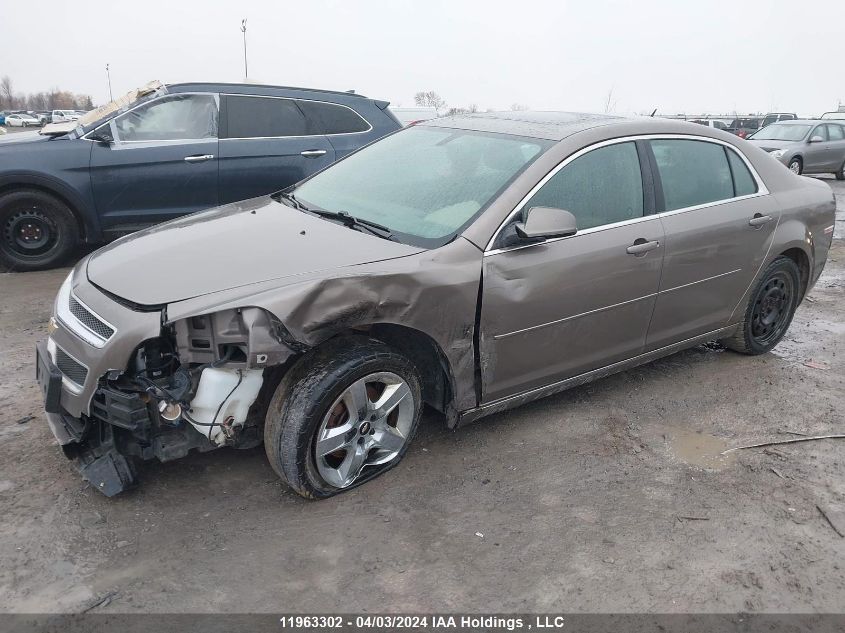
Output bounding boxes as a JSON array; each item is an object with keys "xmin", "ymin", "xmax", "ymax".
[
  {"xmin": 747, "ymin": 139, "xmax": 793, "ymax": 153},
  {"xmin": 0, "ymin": 130, "xmax": 50, "ymax": 146},
  {"xmin": 86, "ymin": 196, "xmax": 424, "ymax": 306}
]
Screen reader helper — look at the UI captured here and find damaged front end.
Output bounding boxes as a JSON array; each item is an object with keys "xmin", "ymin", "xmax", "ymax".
[{"xmin": 42, "ymin": 296, "xmax": 295, "ymax": 496}]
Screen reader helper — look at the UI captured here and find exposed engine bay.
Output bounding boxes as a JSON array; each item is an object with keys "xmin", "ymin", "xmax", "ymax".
[{"xmin": 69, "ymin": 307, "xmax": 295, "ymax": 496}]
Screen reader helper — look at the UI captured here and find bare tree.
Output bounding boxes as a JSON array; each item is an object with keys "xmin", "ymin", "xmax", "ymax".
[
  {"xmin": 510, "ymin": 103, "xmax": 529, "ymax": 111},
  {"xmin": 467, "ymin": 103, "xmax": 479, "ymax": 113},
  {"xmin": 0, "ymin": 76, "xmax": 14, "ymax": 109},
  {"xmin": 603, "ymin": 87, "xmax": 618, "ymax": 114},
  {"xmin": 414, "ymin": 91, "xmax": 446, "ymax": 113}
]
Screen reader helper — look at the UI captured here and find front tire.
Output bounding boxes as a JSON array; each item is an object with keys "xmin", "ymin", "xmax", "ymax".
[
  {"xmin": 0, "ymin": 189, "xmax": 79, "ymax": 271},
  {"xmin": 721, "ymin": 256, "xmax": 801, "ymax": 355},
  {"xmin": 788, "ymin": 157, "xmax": 802, "ymax": 175},
  {"xmin": 264, "ymin": 337, "xmax": 422, "ymax": 499}
]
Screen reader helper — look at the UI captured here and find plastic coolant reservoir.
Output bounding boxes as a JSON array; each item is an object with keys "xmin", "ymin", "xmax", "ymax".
[{"xmin": 187, "ymin": 367, "xmax": 264, "ymax": 445}]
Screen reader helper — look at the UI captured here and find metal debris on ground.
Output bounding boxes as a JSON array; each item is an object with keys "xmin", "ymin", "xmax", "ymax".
[
  {"xmin": 15, "ymin": 415, "xmax": 34, "ymax": 425},
  {"xmin": 803, "ymin": 360, "xmax": 829, "ymax": 370},
  {"xmin": 722, "ymin": 434, "xmax": 845, "ymax": 455},
  {"xmin": 81, "ymin": 591, "xmax": 119, "ymax": 613}
]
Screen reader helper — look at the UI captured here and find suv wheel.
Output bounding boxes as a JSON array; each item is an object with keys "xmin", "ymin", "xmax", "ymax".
[
  {"xmin": 721, "ymin": 256, "xmax": 800, "ymax": 355},
  {"xmin": 264, "ymin": 337, "xmax": 422, "ymax": 499},
  {"xmin": 0, "ymin": 189, "xmax": 79, "ymax": 271},
  {"xmin": 788, "ymin": 157, "xmax": 802, "ymax": 175}
]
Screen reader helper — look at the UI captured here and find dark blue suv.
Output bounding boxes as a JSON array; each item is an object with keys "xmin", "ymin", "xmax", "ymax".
[{"xmin": 0, "ymin": 82, "xmax": 401, "ymax": 270}]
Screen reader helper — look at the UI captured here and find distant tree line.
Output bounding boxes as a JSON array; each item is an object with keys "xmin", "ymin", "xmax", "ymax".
[
  {"xmin": 414, "ymin": 90, "xmax": 528, "ymax": 115},
  {"xmin": 0, "ymin": 76, "xmax": 94, "ymax": 112}
]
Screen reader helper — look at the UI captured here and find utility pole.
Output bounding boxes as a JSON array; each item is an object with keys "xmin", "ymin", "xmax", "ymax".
[
  {"xmin": 105, "ymin": 63, "xmax": 113, "ymax": 101},
  {"xmin": 240, "ymin": 19, "xmax": 248, "ymax": 79}
]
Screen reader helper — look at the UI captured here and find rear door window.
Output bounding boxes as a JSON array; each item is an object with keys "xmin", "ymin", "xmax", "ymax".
[
  {"xmin": 650, "ymin": 139, "xmax": 733, "ymax": 211},
  {"xmin": 223, "ymin": 95, "xmax": 308, "ymax": 138},
  {"xmin": 825, "ymin": 124, "xmax": 845, "ymax": 141},
  {"xmin": 296, "ymin": 100, "xmax": 370, "ymax": 135},
  {"xmin": 522, "ymin": 141, "xmax": 644, "ymax": 231},
  {"xmin": 725, "ymin": 148, "xmax": 758, "ymax": 197}
]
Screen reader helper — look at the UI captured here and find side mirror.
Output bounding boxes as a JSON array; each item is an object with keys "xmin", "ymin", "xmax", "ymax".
[
  {"xmin": 88, "ymin": 126, "xmax": 114, "ymax": 144},
  {"xmin": 515, "ymin": 206, "xmax": 578, "ymax": 240},
  {"xmin": 809, "ymin": 135, "xmax": 824, "ymax": 143}
]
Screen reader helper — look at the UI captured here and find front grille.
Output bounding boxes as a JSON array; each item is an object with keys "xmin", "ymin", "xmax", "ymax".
[
  {"xmin": 69, "ymin": 295, "xmax": 114, "ymax": 339},
  {"xmin": 55, "ymin": 347, "xmax": 88, "ymax": 386}
]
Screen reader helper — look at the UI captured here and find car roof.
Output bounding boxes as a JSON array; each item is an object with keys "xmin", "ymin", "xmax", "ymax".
[
  {"xmin": 421, "ymin": 110, "xmax": 750, "ymax": 141},
  {"xmin": 422, "ymin": 111, "xmax": 632, "ymax": 140},
  {"xmin": 167, "ymin": 82, "xmax": 368, "ymax": 99},
  {"xmin": 768, "ymin": 119, "xmax": 830, "ymax": 125}
]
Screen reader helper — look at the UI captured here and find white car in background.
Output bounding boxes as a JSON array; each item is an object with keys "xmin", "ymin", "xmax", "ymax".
[
  {"xmin": 4, "ymin": 113, "xmax": 40, "ymax": 127},
  {"xmin": 51, "ymin": 109, "xmax": 81, "ymax": 123}
]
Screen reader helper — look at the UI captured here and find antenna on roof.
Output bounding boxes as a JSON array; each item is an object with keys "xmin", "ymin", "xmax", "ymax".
[{"xmin": 650, "ymin": 108, "xmax": 657, "ymax": 117}]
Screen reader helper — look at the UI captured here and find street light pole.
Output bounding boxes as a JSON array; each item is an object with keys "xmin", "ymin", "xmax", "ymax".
[
  {"xmin": 240, "ymin": 19, "xmax": 248, "ymax": 79},
  {"xmin": 105, "ymin": 64, "xmax": 113, "ymax": 101}
]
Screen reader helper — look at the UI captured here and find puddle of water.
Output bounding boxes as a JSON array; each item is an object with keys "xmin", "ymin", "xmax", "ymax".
[{"xmin": 662, "ymin": 425, "xmax": 735, "ymax": 470}]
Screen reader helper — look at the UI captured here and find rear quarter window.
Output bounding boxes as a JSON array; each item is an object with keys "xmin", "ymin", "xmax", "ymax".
[
  {"xmin": 297, "ymin": 100, "xmax": 370, "ymax": 135},
  {"xmin": 726, "ymin": 148, "xmax": 758, "ymax": 197}
]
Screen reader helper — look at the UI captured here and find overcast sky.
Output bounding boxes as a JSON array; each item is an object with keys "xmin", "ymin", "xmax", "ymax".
[{"xmin": 2, "ymin": 0, "xmax": 842, "ymax": 116}]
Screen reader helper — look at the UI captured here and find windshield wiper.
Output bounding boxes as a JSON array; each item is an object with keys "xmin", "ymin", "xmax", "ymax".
[
  {"xmin": 308, "ymin": 209, "xmax": 396, "ymax": 241},
  {"xmin": 273, "ymin": 191, "xmax": 309, "ymax": 211}
]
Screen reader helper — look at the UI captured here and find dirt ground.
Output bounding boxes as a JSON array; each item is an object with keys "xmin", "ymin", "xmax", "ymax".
[{"xmin": 0, "ymin": 179, "xmax": 843, "ymax": 615}]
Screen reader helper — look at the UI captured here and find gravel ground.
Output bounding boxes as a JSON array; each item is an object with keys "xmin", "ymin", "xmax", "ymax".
[{"xmin": 0, "ymin": 179, "xmax": 843, "ymax": 614}]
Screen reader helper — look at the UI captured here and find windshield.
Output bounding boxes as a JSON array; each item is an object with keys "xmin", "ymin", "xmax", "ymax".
[
  {"xmin": 749, "ymin": 123, "xmax": 811, "ymax": 141},
  {"xmin": 292, "ymin": 127, "xmax": 549, "ymax": 247}
]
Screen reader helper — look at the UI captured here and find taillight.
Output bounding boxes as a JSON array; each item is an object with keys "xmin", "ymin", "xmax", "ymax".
[{"xmin": 738, "ymin": 130, "xmax": 747, "ymax": 139}]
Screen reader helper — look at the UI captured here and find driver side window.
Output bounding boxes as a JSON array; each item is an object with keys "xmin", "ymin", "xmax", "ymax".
[
  {"xmin": 521, "ymin": 141, "xmax": 645, "ymax": 231},
  {"xmin": 114, "ymin": 94, "xmax": 218, "ymax": 142}
]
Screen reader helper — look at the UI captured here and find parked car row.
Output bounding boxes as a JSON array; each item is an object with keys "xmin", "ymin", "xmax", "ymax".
[{"xmin": 0, "ymin": 109, "xmax": 88, "ymax": 127}]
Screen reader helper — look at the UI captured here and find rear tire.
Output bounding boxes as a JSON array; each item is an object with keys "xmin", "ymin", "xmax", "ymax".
[
  {"xmin": 0, "ymin": 189, "xmax": 79, "ymax": 271},
  {"xmin": 721, "ymin": 256, "xmax": 801, "ymax": 355},
  {"xmin": 788, "ymin": 157, "xmax": 802, "ymax": 175},
  {"xmin": 264, "ymin": 336, "xmax": 422, "ymax": 499}
]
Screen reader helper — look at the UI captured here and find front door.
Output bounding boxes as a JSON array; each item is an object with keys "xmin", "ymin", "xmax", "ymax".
[
  {"xmin": 804, "ymin": 124, "xmax": 830, "ymax": 173},
  {"xmin": 645, "ymin": 138, "xmax": 781, "ymax": 350},
  {"xmin": 480, "ymin": 141, "xmax": 665, "ymax": 403},
  {"xmin": 89, "ymin": 93, "xmax": 220, "ymax": 234}
]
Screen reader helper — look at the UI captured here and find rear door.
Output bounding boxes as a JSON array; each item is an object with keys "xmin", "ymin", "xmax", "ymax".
[
  {"xmin": 218, "ymin": 95, "xmax": 336, "ymax": 204},
  {"xmin": 480, "ymin": 140, "xmax": 664, "ymax": 402},
  {"xmin": 824, "ymin": 123, "xmax": 845, "ymax": 171},
  {"xmin": 645, "ymin": 137, "xmax": 780, "ymax": 350},
  {"xmin": 804, "ymin": 124, "xmax": 829, "ymax": 172},
  {"xmin": 89, "ymin": 93, "xmax": 219, "ymax": 233}
]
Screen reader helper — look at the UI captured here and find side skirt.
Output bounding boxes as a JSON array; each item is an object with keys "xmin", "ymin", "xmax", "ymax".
[{"xmin": 456, "ymin": 325, "xmax": 738, "ymax": 427}]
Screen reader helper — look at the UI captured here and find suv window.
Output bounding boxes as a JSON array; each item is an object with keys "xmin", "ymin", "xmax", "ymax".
[
  {"xmin": 522, "ymin": 141, "xmax": 644, "ymax": 231},
  {"xmin": 713, "ymin": 121, "xmax": 728, "ymax": 130},
  {"xmin": 650, "ymin": 139, "xmax": 733, "ymax": 211},
  {"xmin": 297, "ymin": 100, "xmax": 370, "ymax": 134},
  {"xmin": 826, "ymin": 124, "xmax": 845, "ymax": 141},
  {"xmin": 114, "ymin": 94, "xmax": 218, "ymax": 142},
  {"xmin": 224, "ymin": 95, "xmax": 308, "ymax": 138}
]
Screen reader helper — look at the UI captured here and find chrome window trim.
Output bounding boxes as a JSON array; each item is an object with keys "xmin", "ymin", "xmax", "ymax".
[
  {"xmin": 219, "ymin": 93, "xmax": 373, "ymax": 139},
  {"xmin": 483, "ymin": 133, "xmax": 770, "ymax": 256},
  {"xmin": 46, "ymin": 338, "xmax": 86, "ymax": 394},
  {"xmin": 81, "ymin": 92, "xmax": 219, "ymax": 144},
  {"xmin": 55, "ymin": 290, "xmax": 116, "ymax": 349}
]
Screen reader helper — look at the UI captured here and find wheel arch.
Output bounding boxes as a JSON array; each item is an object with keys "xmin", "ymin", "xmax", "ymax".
[
  {"xmin": 319, "ymin": 324, "xmax": 458, "ymax": 425},
  {"xmin": 0, "ymin": 175, "xmax": 99, "ymax": 243},
  {"xmin": 779, "ymin": 246, "xmax": 811, "ymax": 300}
]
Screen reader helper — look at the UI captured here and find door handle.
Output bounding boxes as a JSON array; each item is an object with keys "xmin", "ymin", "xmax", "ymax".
[
  {"xmin": 300, "ymin": 149, "xmax": 327, "ymax": 158},
  {"xmin": 626, "ymin": 239, "xmax": 660, "ymax": 255},
  {"xmin": 748, "ymin": 213, "xmax": 773, "ymax": 227},
  {"xmin": 184, "ymin": 154, "xmax": 214, "ymax": 163}
]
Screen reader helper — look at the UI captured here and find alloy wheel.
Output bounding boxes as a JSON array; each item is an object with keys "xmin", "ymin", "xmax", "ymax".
[{"xmin": 314, "ymin": 371, "xmax": 415, "ymax": 488}]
